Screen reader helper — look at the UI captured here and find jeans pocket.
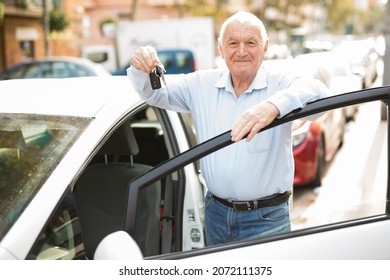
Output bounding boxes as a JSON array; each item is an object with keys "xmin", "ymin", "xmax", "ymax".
[
  {"xmin": 257, "ymin": 202, "xmax": 289, "ymax": 222},
  {"xmin": 203, "ymin": 192, "xmax": 213, "ymax": 209}
]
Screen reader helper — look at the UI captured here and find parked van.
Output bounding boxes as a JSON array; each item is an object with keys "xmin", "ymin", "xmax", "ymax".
[{"xmin": 111, "ymin": 49, "xmax": 196, "ymax": 75}]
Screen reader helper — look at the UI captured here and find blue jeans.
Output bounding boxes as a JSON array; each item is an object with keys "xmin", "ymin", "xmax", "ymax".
[{"xmin": 204, "ymin": 192, "xmax": 291, "ymax": 246}]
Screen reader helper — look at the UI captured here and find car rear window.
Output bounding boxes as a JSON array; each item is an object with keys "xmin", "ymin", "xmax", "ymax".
[{"xmin": 0, "ymin": 113, "xmax": 91, "ymax": 240}]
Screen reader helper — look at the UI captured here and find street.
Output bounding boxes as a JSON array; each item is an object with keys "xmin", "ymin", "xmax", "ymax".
[{"xmin": 291, "ymin": 70, "xmax": 387, "ymax": 230}]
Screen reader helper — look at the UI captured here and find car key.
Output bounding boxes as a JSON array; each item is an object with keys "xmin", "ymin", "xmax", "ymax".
[
  {"xmin": 156, "ymin": 64, "xmax": 167, "ymax": 86},
  {"xmin": 149, "ymin": 69, "xmax": 161, "ymax": 89},
  {"xmin": 149, "ymin": 64, "xmax": 166, "ymax": 89}
]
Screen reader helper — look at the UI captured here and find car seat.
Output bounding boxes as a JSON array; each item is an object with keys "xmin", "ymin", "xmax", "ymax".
[{"xmin": 73, "ymin": 122, "xmax": 161, "ymax": 259}]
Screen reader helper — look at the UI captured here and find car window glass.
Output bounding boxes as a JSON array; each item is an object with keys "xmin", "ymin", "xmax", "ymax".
[
  {"xmin": 0, "ymin": 114, "xmax": 91, "ymax": 241},
  {"xmin": 86, "ymin": 51, "xmax": 108, "ymax": 64},
  {"xmin": 179, "ymin": 112, "xmax": 200, "ymax": 171},
  {"xmin": 159, "ymin": 53, "xmax": 174, "ymax": 69},
  {"xmin": 27, "ymin": 190, "xmax": 84, "ymax": 260},
  {"xmin": 175, "ymin": 52, "xmax": 193, "ymax": 69},
  {"xmin": 67, "ymin": 62, "xmax": 91, "ymax": 77},
  {"xmin": 291, "ymin": 101, "xmax": 387, "ymax": 229},
  {"xmin": 42, "ymin": 62, "xmax": 71, "ymax": 78},
  {"xmin": 128, "ymin": 100, "xmax": 387, "ymax": 258},
  {"xmin": 17, "ymin": 63, "xmax": 39, "ymax": 79}
]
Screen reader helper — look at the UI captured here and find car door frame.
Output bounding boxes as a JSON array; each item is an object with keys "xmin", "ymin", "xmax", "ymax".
[{"xmin": 125, "ymin": 86, "xmax": 390, "ymax": 259}]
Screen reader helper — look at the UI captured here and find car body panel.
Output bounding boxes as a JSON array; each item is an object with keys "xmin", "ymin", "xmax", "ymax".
[
  {"xmin": 0, "ymin": 77, "xmax": 140, "ymax": 117},
  {"xmin": 182, "ymin": 218, "xmax": 390, "ymax": 259}
]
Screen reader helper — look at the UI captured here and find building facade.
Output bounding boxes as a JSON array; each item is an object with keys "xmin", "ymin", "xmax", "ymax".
[{"xmin": 0, "ymin": 0, "xmax": 186, "ymax": 71}]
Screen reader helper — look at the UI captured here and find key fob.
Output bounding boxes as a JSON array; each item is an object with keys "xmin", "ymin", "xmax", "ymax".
[{"xmin": 149, "ymin": 71, "xmax": 161, "ymax": 89}]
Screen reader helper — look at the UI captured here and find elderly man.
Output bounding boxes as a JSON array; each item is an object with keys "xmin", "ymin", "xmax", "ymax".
[{"xmin": 127, "ymin": 11, "xmax": 327, "ymax": 245}]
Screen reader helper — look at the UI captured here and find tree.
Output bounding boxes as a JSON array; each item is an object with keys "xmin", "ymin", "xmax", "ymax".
[
  {"xmin": 0, "ymin": 1, "xmax": 4, "ymax": 26},
  {"xmin": 49, "ymin": 8, "xmax": 69, "ymax": 33}
]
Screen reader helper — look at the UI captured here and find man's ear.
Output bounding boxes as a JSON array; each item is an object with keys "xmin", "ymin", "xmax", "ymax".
[
  {"xmin": 263, "ymin": 40, "xmax": 269, "ymax": 56},
  {"xmin": 218, "ymin": 42, "xmax": 224, "ymax": 59}
]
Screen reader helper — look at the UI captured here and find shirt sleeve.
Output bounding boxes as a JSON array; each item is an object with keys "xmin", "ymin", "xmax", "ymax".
[
  {"xmin": 127, "ymin": 66, "xmax": 191, "ymax": 113},
  {"xmin": 127, "ymin": 66, "xmax": 154, "ymax": 97},
  {"xmin": 266, "ymin": 74, "xmax": 329, "ymax": 118}
]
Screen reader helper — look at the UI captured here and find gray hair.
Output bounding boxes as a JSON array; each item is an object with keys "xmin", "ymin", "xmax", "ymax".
[{"xmin": 218, "ymin": 11, "xmax": 268, "ymax": 46}]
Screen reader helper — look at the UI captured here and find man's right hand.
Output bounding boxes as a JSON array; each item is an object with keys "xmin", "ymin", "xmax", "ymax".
[{"xmin": 130, "ymin": 46, "xmax": 161, "ymax": 73}]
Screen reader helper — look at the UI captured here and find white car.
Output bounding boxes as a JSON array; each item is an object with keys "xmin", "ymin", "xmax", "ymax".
[
  {"xmin": 333, "ymin": 38, "xmax": 379, "ymax": 89},
  {"xmin": 0, "ymin": 76, "xmax": 389, "ymax": 260},
  {"xmin": 0, "ymin": 57, "xmax": 111, "ymax": 80}
]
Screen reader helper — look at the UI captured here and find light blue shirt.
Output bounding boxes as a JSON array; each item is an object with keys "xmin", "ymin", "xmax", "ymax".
[{"xmin": 128, "ymin": 65, "xmax": 327, "ymax": 200}]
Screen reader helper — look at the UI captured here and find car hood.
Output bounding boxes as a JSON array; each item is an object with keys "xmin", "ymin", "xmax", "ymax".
[{"xmin": 0, "ymin": 76, "xmax": 142, "ymax": 117}]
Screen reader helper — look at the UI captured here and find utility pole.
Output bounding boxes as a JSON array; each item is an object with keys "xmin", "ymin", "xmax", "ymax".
[
  {"xmin": 380, "ymin": 0, "xmax": 390, "ymax": 120},
  {"xmin": 384, "ymin": 1, "xmax": 390, "ymax": 86},
  {"xmin": 43, "ymin": 0, "xmax": 50, "ymax": 56},
  {"xmin": 130, "ymin": 0, "xmax": 137, "ymax": 21}
]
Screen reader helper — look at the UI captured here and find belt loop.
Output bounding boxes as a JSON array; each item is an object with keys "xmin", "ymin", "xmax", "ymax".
[{"xmin": 253, "ymin": 200, "xmax": 258, "ymax": 210}]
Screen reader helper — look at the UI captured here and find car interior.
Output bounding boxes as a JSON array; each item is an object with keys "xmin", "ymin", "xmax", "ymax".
[{"xmin": 27, "ymin": 105, "xmax": 178, "ymax": 259}]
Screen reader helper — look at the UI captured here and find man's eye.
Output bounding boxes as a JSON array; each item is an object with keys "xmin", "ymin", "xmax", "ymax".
[
  {"xmin": 228, "ymin": 42, "xmax": 239, "ymax": 48},
  {"xmin": 246, "ymin": 41, "xmax": 257, "ymax": 47}
]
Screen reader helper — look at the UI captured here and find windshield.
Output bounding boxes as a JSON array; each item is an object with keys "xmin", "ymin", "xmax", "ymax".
[{"xmin": 0, "ymin": 113, "xmax": 91, "ymax": 239}]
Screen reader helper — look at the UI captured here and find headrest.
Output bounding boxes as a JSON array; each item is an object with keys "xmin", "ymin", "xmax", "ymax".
[
  {"xmin": 98, "ymin": 123, "xmax": 139, "ymax": 156},
  {"xmin": 0, "ymin": 130, "xmax": 26, "ymax": 149},
  {"xmin": 0, "ymin": 118, "xmax": 26, "ymax": 149},
  {"xmin": 132, "ymin": 126, "xmax": 161, "ymax": 141}
]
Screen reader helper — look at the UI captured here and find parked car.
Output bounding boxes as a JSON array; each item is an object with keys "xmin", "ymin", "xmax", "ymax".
[
  {"xmin": 0, "ymin": 57, "xmax": 110, "ymax": 80},
  {"xmin": 332, "ymin": 38, "xmax": 379, "ymax": 89},
  {"xmin": 263, "ymin": 56, "xmax": 347, "ymax": 187},
  {"xmin": 0, "ymin": 76, "xmax": 389, "ymax": 260},
  {"xmin": 111, "ymin": 49, "xmax": 196, "ymax": 75},
  {"xmin": 294, "ymin": 51, "xmax": 363, "ymax": 121},
  {"xmin": 288, "ymin": 52, "xmax": 363, "ymax": 187}
]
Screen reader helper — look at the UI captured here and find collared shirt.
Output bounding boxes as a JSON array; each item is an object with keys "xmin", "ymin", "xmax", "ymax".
[{"xmin": 128, "ymin": 65, "xmax": 327, "ymax": 200}]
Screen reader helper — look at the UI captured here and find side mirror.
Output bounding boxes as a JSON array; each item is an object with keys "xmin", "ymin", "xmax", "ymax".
[{"xmin": 93, "ymin": 231, "xmax": 143, "ymax": 260}]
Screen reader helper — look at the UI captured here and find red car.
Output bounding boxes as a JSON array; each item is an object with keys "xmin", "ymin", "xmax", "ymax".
[{"xmin": 292, "ymin": 108, "xmax": 345, "ymax": 187}]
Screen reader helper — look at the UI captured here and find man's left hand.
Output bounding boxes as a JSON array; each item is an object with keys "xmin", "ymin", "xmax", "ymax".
[{"xmin": 231, "ymin": 102, "xmax": 280, "ymax": 142}]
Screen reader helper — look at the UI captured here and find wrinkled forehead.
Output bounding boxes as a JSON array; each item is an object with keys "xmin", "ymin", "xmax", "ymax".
[
  {"xmin": 223, "ymin": 21, "xmax": 262, "ymax": 41},
  {"xmin": 219, "ymin": 14, "xmax": 268, "ymax": 43}
]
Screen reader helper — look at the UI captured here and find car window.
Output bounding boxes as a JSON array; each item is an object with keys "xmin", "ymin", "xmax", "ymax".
[
  {"xmin": 41, "ymin": 62, "xmax": 71, "ymax": 78},
  {"xmin": 0, "ymin": 114, "xmax": 91, "ymax": 241},
  {"xmin": 175, "ymin": 52, "xmax": 194, "ymax": 70},
  {"xmin": 291, "ymin": 101, "xmax": 387, "ymax": 229},
  {"xmin": 67, "ymin": 62, "xmax": 93, "ymax": 77},
  {"xmin": 22, "ymin": 63, "xmax": 41, "ymax": 78},
  {"xmin": 27, "ymin": 190, "xmax": 84, "ymax": 260},
  {"xmin": 158, "ymin": 50, "xmax": 195, "ymax": 74}
]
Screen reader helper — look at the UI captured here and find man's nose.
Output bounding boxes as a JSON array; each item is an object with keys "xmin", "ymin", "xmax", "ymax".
[{"xmin": 237, "ymin": 42, "xmax": 247, "ymax": 56}]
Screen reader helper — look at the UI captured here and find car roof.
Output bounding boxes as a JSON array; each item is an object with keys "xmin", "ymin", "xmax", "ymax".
[
  {"xmin": 0, "ymin": 76, "xmax": 142, "ymax": 117},
  {"xmin": 0, "ymin": 56, "xmax": 111, "ymax": 77}
]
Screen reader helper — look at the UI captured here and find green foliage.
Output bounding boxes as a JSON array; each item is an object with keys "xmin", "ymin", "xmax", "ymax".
[
  {"xmin": 325, "ymin": 0, "xmax": 355, "ymax": 33},
  {"xmin": 15, "ymin": 0, "xmax": 31, "ymax": 10},
  {"xmin": 0, "ymin": 2, "xmax": 4, "ymax": 26},
  {"xmin": 49, "ymin": 8, "xmax": 69, "ymax": 33}
]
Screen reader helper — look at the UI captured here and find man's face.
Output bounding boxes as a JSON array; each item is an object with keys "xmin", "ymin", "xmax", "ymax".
[{"xmin": 219, "ymin": 21, "xmax": 268, "ymax": 80}]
